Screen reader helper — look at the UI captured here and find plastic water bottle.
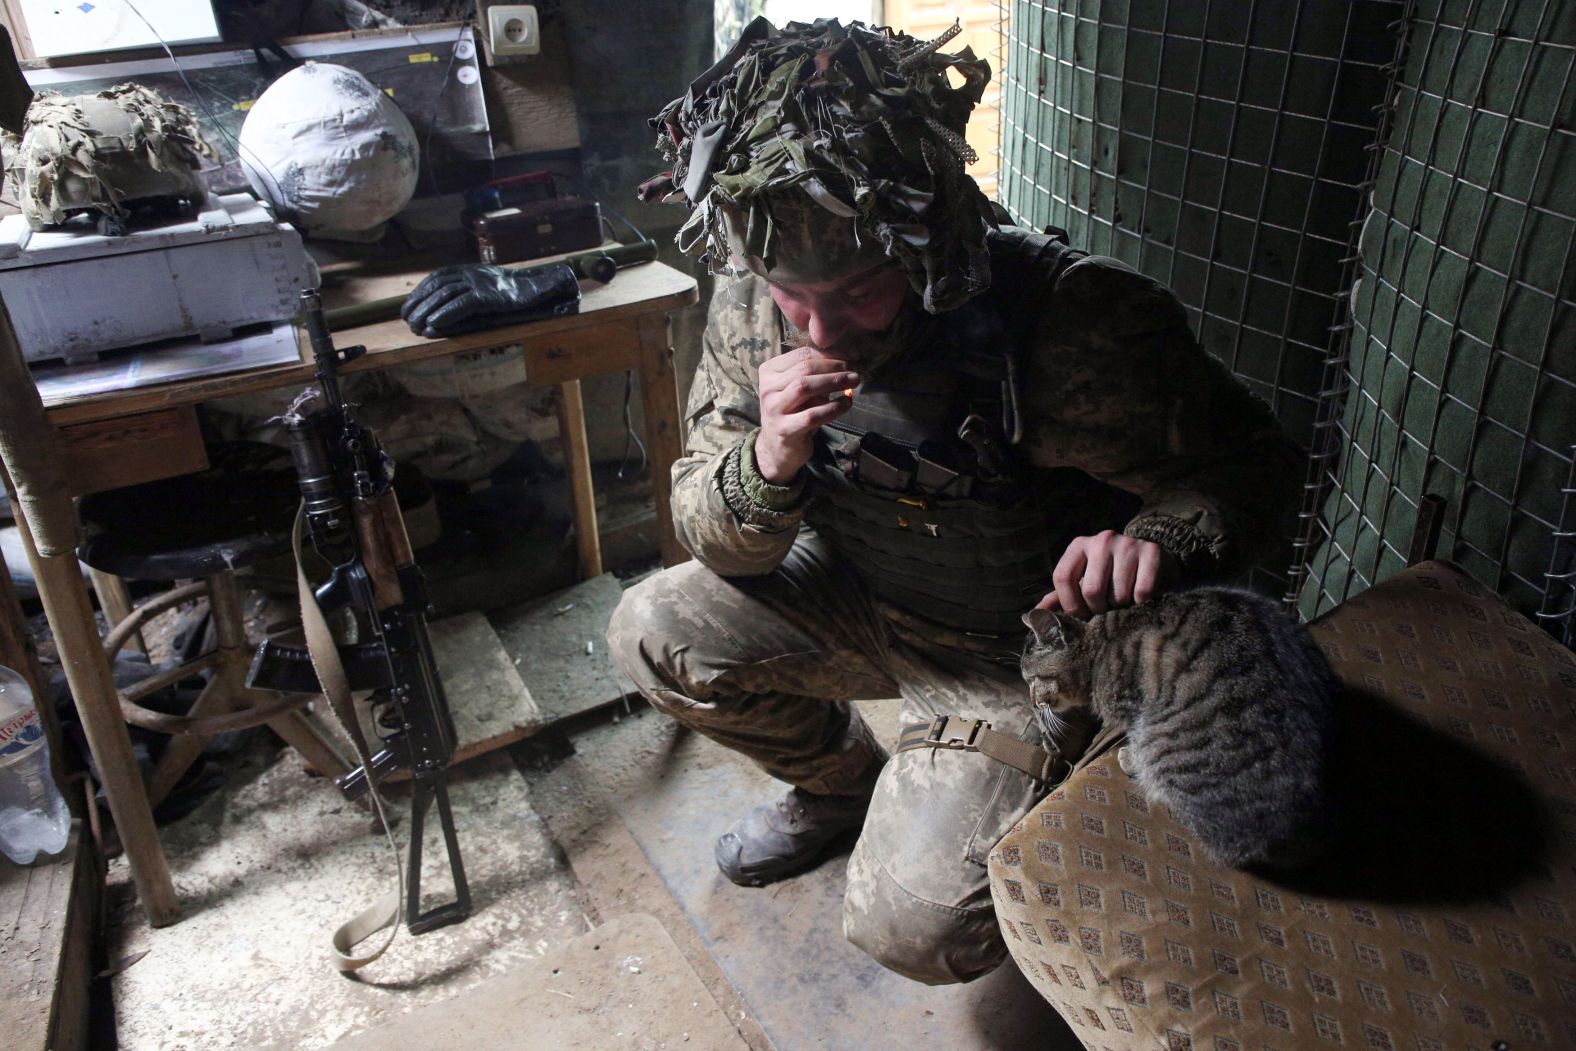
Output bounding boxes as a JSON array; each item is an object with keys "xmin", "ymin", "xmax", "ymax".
[{"xmin": 0, "ymin": 665, "xmax": 70, "ymax": 864}]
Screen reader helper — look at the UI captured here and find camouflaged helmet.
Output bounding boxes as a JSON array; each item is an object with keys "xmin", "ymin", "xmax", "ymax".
[
  {"xmin": 642, "ymin": 17, "xmax": 996, "ymax": 313},
  {"xmin": 2, "ymin": 83, "xmax": 215, "ymax": 233}
]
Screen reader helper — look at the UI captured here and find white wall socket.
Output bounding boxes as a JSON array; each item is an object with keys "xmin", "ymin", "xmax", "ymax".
[{"xmin": 487, "ymin": 5, "xmax": 540, "ymax": 57}]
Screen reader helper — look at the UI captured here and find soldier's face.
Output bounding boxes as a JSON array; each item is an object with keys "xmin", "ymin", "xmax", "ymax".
[{"xmin": 766, "ymin": 263, "xmax": 912, "ymax": 367}]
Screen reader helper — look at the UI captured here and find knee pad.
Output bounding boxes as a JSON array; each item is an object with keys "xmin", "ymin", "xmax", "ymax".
[{"xmin": 843, "ymin": 835, "xmax": 1007, "ymax": 986}]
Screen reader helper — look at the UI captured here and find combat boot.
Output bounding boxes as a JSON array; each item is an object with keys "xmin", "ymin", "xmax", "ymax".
[{"xmin": 715, "ymin": 770, "xmax": 881, "ymax": 887}]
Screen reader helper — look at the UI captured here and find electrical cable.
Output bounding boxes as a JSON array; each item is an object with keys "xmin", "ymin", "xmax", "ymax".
[
  {"xmin": 568, "ymin": 185, "xmax": 654, "ymax": 482},
  {"xmin": 121, "ymin": 0, "xmax": 478, "ymax": 213},
  {"xmin": 119, "ymin": 0, "xmax": 292, "ymax": 209},
  {"xmin": 420, "ymin": 5, "xmax": 476, "ymax": 197},
  {"xmin": 602, "ymin": 206, "xmax": 650, "ymax": 246},
  {"xmin": 588, "ymin": 200, "xmax": 652, "ymax": 481},
  {"xmin": 616, "ymin": 367, "xmax": 649, "ymax": 481}
]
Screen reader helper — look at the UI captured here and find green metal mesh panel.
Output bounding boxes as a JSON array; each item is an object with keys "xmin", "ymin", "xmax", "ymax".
[
  {"xmin": 1297, "ymin": 0, "xmax": 1576, "ymax": 624},
  {"xmin": 1539, "ymin": 453, "xmax": 1576, "ymax": 645},
  {"xmin": 998, "ymin": 0, "xmax": 1404, "ymax": 448}
]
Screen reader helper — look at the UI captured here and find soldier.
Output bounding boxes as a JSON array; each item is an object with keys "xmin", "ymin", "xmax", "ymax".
[{"xmin": 608, "ymin": 19, "xmax": 1302, "ymax": 985}]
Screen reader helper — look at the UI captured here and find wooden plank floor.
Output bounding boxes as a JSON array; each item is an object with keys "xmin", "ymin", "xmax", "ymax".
[{"xmin": 0, "ymin": 825, "xmax": 96, "ymax": 1051}]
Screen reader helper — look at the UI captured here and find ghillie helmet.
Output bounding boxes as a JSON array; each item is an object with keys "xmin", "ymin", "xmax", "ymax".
[
  {"xmin": 2, "ymin": 83, "xmax": 215, "ymax": 231},
  {"xmin": 642, "ymin": 17, "xmax": 996, "ymax": 313}
]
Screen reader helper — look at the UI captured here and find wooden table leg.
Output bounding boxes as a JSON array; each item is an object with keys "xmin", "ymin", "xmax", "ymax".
[
  {"xmin": 636, "ymin": 313, "xmax": 688, "ymax": 567},
  {"xmin": 7, "ymin": 507, "xmax": 179, "ymax": 926},
  {"xmin": 0, "ymin": 488, "xmax": 72, "ymax": 824},
  {"xmin": 556, "ymin": 378, "xmax": 603, "ymax": 580}
]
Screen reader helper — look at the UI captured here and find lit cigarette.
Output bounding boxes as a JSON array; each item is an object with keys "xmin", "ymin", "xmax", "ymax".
[{"xmin": 828, "ymin": 387, "xmax": 856, "ymax": 403}]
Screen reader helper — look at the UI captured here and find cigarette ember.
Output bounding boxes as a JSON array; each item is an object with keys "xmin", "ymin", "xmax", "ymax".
[{"xmin": 829, "ymin": 387, "xmax": 856, "ymax": 403}]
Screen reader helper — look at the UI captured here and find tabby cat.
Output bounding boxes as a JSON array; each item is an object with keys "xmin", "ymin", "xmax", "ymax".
[{"xmin": 1021, "ymin": 586, "xmax": 1338, "ymax": 869}]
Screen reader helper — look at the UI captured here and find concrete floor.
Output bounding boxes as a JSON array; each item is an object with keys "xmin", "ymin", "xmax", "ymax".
[
  {"xmin": 526, "ymin": 699, "xmax": 1080, "ymax": 1051},
  {"xmin": 104, "ymin": 744, "xmax": 588, "ymax": 1050},
  {"xmin": 101, "ymin": 575, "xmax": 1077, "ymax": 1051}
]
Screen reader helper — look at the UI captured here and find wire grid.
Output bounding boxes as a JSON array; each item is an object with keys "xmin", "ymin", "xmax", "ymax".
[
  {"xmin": 996, "ymin": 0, "xmax": 1405, "ymax": 451},
  {"xmin": 1536, "ymin": 446, "xmax": 1576, "ymax": 646},
  {"xmin": 1296, "ymin": 0, "xmax": 1576, "ymax": 625},
  {"xmin": 1283, "ymin": 6, "xmax": 1418, "ymax": 611}
]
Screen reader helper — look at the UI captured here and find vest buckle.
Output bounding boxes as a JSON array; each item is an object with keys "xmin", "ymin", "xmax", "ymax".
[
  {"xmin": 924, "ymin": 715, "xmax": 988, "ymax": 750},
  {"xmin": 958, "ymin": 414, "xmax": 1009, "ymax": 480}
]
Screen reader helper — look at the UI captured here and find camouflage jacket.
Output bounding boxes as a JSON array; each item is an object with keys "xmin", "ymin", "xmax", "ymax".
[{"xmin": 671, "ymin": 252, "xmax": 1304, "ymax": 582}]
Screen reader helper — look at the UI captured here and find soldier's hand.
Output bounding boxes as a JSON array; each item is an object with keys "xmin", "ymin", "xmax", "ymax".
[
  {"xmin": 754, "ymin": 344, "xmax": 860, "ymax": 484},
  {"xmin": 1036, "ymin": 531, "xmax": 1180, "ymax": 617}
]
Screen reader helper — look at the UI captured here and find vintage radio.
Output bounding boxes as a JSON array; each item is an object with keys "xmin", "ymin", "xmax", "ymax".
[{"xmin": 469, "ymin": 197, "xmax": 603, "ymax": 264}]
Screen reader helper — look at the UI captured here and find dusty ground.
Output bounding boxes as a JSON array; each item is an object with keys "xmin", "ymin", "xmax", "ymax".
[
  {"xmin": 104, "ymin": 742, "xmax": 587, "ymax": 1051},
  {"xmin": 94, "ymin": 561, "xmax": 1074, "ymax": 1051}
]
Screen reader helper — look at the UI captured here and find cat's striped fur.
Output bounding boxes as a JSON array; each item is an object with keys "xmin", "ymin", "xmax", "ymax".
[{"xmin": 1021, "ymin": 586, "xmax": 1337, "ymax": 869}]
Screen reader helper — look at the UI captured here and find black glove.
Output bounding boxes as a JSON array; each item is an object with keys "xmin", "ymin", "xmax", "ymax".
[{"xmin": 401, "ymin": 263, "xmax": 581, "ymax": 337}]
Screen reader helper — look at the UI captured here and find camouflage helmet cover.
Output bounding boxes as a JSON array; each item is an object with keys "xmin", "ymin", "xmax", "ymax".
[
  {"xmin": 2, "ymin": 83, "xmax": 216, "ymax": 230},
  {"xmin": 645, "ymin": 17, "xmax": 996, "ymax": 313}
]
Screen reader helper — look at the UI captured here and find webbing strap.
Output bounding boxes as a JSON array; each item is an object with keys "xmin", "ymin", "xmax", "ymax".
[
  {"xmin": 294, "ymin": 506, "xmax": 404, "ymax": 973},
  {"xmin": 895, "ymin": 715, "xmax": 1071, "ymax": 785}
]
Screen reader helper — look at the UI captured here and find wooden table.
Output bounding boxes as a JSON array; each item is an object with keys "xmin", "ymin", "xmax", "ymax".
[
  {"xmin": 4, "ymin": 256, "xmax": 697, "ymax": 927},
  {"xmin": 42, "ymin": 257, "xmax": 699, "ymax": 573}
]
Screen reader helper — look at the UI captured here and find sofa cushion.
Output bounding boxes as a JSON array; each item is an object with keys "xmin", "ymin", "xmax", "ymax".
[{"xmin": 988, "ymin": 561, "xmax": 1576, "ymax": 1049}]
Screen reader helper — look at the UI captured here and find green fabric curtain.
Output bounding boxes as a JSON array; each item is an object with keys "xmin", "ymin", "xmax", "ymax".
[{"xmin": 1298, "ymin": 0, "xmax": 1575, "ymax": 621}]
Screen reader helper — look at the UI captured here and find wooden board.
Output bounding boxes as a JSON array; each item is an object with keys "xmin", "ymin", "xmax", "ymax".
[
  {"xmin": 349, "ymin": 611, "xmax": 545, "ymax": 780},
  {"xmin": 481, "ymin": 19, "xmax": 581, "ymax": 155},
  {"xmin": 0, "ymin": 825, "xmax": 96, "ymax": 1051},
  {"xmin": 489, "ymin": 573, "xmax": 631, "ymax": 725},
  {"xmin": 56, "ymin": 405, "xmax": 208, "ymax": 497},
  {"xmin": 325, "ymin": 913, "xmax": 750, "ymax": 1051}
]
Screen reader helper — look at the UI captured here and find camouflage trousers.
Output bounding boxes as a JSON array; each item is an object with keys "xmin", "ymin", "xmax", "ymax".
[{"xmin": 606, "ymin": 533, "xmax": 1093, "ymax": 985}]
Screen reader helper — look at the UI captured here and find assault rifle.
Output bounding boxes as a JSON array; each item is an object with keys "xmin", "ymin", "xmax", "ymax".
[{"xmin": 248, "ymin": 289, "xmax": 471, "ymax": 939}]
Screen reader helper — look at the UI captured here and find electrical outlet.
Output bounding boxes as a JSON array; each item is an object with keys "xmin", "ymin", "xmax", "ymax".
[{"xmin": 487, "ymin": 5, "xmax": 540, "ymax": 58}]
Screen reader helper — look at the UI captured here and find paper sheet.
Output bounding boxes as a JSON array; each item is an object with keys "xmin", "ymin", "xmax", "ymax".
[{"xmin": 31, "ymin": 321, "xmax": 300, "ymax": 404}]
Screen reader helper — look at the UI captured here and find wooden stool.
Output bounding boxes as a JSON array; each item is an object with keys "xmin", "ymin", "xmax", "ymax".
[{"xmin": 76, "ymin": 442, "xmax": 351, "ymax": 808}]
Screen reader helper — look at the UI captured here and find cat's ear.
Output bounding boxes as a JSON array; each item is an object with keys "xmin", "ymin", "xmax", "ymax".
[
  {"xmin": 1023, "ymin": 607, "xmax": 1057, "ymax": 644},
  {"xmin": 1023, "ymin": 608, "xmax": 1083, "ymax": 646}
]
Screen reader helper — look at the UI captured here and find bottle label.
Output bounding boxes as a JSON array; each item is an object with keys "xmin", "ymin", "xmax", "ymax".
[{"xmin": 0, "ymin": 709, "xmax": 41, "ymax": 759}]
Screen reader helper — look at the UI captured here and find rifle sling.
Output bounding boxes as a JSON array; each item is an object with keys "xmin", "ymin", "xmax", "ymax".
[
  {"xmin": 294, "ymin": 506, "xmax": 403, "ymax": 973},
  {"xmin": 895, "ymin": 715, "xmax": 1070, "ymax": 785}
]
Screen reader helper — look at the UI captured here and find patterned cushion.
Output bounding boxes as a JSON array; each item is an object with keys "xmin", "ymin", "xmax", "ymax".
[{"xmin": 988, "ymin": 561, "xmax": 1576, "ymax": 1050}]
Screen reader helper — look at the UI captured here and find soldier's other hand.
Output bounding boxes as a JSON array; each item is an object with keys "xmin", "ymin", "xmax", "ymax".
[
  {"xmin": 1036, "ymin": 531, "xmax": 1180, "ymax": 618},
  {"xmin": 755, "ymin": 344, "xmax": 860, "ymax": 484}
]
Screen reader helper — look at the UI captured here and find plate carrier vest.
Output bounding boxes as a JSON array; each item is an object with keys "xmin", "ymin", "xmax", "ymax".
[{"xmin": 801, "ymin": 227, "xmax": 1142, "ymax": 637}]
